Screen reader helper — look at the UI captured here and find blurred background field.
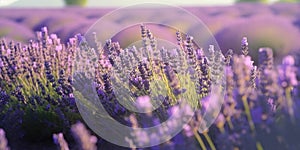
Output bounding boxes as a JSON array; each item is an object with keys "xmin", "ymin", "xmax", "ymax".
[{"xmin": 0, "ymin": 1, "xmax": 300, "ymax": 64}]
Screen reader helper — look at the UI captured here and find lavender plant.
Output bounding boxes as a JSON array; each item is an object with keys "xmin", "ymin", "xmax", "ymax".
[
  {"xmin": 0, "ymin": 25, "xmax": 299, "ymax": 150},
  {"xmin": 0, "ymin": 27, "xmax": 80, "ymax": 143}
]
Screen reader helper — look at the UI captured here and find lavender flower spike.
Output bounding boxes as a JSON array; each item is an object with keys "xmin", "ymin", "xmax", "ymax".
[
  {"xmin": 241, "ymin": 37, "xmax": 249, "ymax": 56},
  {"xmin": 71, "ymin": 122, "xmax": 98, "ymax": 150},
  {"xmin": 136, "ymin": 95, "xmax": 152, "ymax": 114},
  {"xmin": 53, "ymin": 133, "xmax": 69, "ymax": 150},
  {"xmin": 280, "ymin": 55, "xmax": 298, "ymax": 87},
  {"xmin": 0, "ymin": 129, "xmax": 9, "ymax": 150},
  {"xmin": 241, "ymin": 37, "xmax": 248, "ymax": 46}
]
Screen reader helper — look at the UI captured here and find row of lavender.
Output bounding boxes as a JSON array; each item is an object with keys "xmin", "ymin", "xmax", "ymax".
[{"xmin": 0, "ymin": 26, "xmax": 300, "ymax": 149}]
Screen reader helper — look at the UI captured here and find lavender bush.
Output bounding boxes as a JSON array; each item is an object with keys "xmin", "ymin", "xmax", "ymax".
[
  {"xmin": 0, "ymin": 25, "xmax": 299, "ymax": 150},
  {"xmin": 0, "ymin": 27, "xmax": 80, "ymax": 144}
]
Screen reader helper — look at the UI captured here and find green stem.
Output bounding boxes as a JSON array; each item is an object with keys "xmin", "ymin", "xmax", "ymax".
[
  {"xmin": 193, "ymin": 130, "xmax": 207, "ymax": 150},
  {"xmin": 242, "ymin": 95, "xmax": 255, "ymax": 133},
  {"xmin": 242, "ymin": 95, "xmax": 265, "ymax": 150},
  {"xmin": 285, "ymin": 86, "xmax": 295, "ymax": 123},
  {"xmin": 203, "ymin": 132, "xmax": 216, "ymax": 150},
  {"xmin": 226, "ymin": 117, "xmax": 234, "ymax": 131},
  {"xmin": 256, "ymin": 141, "xmax": 264, "ymax": 150}
]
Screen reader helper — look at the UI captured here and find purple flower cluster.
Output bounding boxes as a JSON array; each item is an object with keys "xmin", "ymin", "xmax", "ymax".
[
  {"xmin": 0, "ymin": 25, "xmax": 300, "ymax": 150},
  {"xmin": 0, "ymin": 27, "xmax": 80, "ymax": 144}
]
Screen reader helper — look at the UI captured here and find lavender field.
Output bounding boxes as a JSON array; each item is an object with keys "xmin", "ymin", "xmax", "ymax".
[{"xmin": 0, "ymin": 3, "xmax": 300, "ymax": 150}]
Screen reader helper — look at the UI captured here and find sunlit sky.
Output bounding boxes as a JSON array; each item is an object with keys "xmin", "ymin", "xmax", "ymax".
[{"xmin": 2, "ymin": 0, "xmax": 279, "ymax": 7}]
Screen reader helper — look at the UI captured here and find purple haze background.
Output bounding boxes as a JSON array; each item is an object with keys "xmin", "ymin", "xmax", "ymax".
[{"xmin": 0, "ymin": 3, "xmax": 300, "ymax": 64}]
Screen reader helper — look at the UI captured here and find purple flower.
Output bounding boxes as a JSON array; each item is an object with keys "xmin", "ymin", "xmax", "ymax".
[
  {"xmin": 53, "ymin": 133, "xmax": 69, "ymax": 150},
  {"xmin": 267, "ymin": 98, "xmax": 277, "ymax": 112},
  {"xmin": 258, "ymin": 47, "xmax": 273, "ymax": 71},
  {"xmin": 41, "ymin": 26, "xmax": 48, "ymax": 33},
  {"xmin": 0, "ymin": 59, "xmax": 3, "ymax": 67},
  {"xmin": 241, "ymin": 37, "xmax": 248, "ymax": 47},
  {"xmin": 182, "ymin": 124, "xmax": 194, "ymax": 137},
  {"xmin": 71, "ymin": 122, "xmax": 97, "ymax": 150},
  {"xmin": 241, "ymin": 37, "xmax": 249, "ymax": 56},
  {"xmin": 243, "ymin": 56, "xmax": 254, "ymax": 69},
  {"xmin": 278, "ymin": 55, "xmax": 298, "ymax": 87},
  {"xmin": 136, "ymin": 95, "xmax": 152, "ymax": 111},
  {"xmin": 0, "ymin": 129, "xmax": 9, "ymax": 150}
]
